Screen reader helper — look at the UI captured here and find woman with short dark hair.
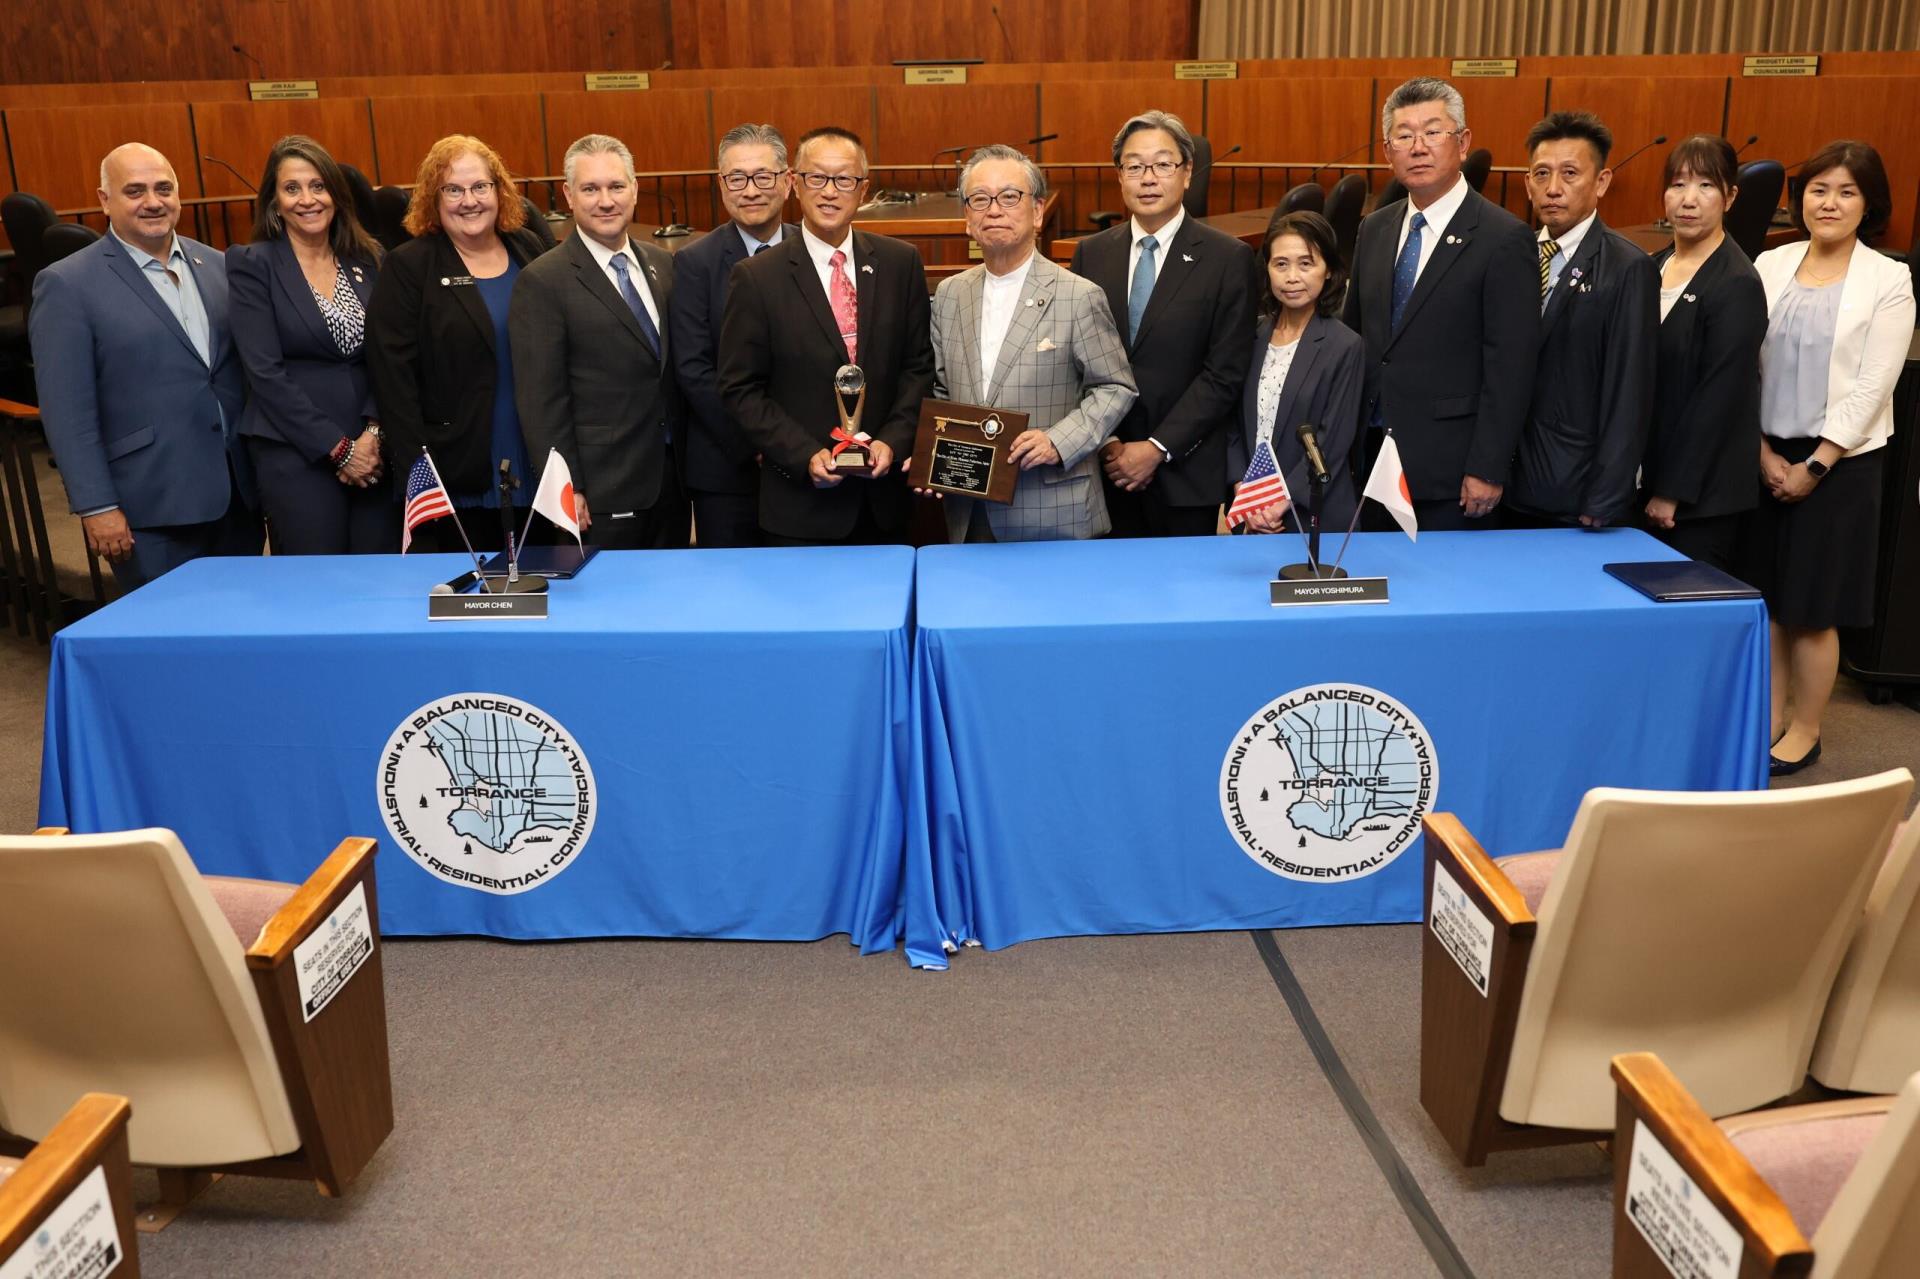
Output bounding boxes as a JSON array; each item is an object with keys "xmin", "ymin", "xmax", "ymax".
[
  {"xmin": 225, "ymin": 134, "xmax": 391, "ymax": 553},
  {"xmin": 1748, "ymin": 140, "xmax": 1915, "ymax": 774},
  {"xmin": 1638, "ymin": 134, "xmax": 1768, "ymax": 571},
  {"xmin": 1228, "ymin": 211, "xmax": 1364, "ymax": 533}
]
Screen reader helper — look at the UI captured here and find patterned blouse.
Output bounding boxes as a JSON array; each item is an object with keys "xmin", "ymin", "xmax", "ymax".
[{"xmin": 310, "ymin": 262, "xmax": 366, "ymax": 358}]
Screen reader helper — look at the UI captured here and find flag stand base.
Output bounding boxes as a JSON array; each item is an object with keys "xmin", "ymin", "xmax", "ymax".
[{"xmin": 1277, "ymin": 562, "xmax": 1348, "ymax": 581}]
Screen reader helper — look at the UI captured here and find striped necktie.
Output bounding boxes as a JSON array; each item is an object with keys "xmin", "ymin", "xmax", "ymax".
[{"xmin": 1538, "ymin": 240, "xmax": 1561, "ymax": 309}]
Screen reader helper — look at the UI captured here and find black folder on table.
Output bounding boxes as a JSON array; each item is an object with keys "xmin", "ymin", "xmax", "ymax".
[
  {"xmin": 482, "ymin": 544, "xmax": 599, "ymax": 579},
  {"xmin": 1604, "ymin": 560, "xmax": 1762, "ymax": 602}
]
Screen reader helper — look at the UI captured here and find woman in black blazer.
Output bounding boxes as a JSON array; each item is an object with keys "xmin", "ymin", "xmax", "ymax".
[
  {"xmin": 1639, "ymin": 135, "xmax": 1768, "ymax": 572},
  {"xmin": 1228, "ymin": 211, "xmax": 1365, "ymax": 533},
  {"xmin": 227, "ymin": 135, "xmax": 390, "ymax": 554},
  {"xmin": 366, "ymin": 134, "xmax": 550, "ymax": 553}
]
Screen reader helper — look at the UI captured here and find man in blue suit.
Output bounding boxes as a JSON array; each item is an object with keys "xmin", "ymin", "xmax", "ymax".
[
  {"xmin": 30, "ymin": 143, "xmax": 258, "ymax": 589},
  {"xmin": 668, "ymin": 123, "xmax": 794, "ymax": 547}
]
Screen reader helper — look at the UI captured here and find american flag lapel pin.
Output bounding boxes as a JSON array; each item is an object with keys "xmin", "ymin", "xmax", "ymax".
[{"xmin": 861, "ymin": 263, "xmax": 874, "ymax": 274}]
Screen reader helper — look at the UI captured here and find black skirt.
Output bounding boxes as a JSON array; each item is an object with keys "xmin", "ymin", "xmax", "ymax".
[{"xmin": 1741, "ymin": 436, "xmax": 1884, "ymax": 629}]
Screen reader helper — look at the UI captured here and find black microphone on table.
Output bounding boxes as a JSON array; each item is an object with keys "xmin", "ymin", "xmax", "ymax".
[
  {"xmin": 231, "ymin": 43, "xmax": 266, "ymax": 80},
  {"xmin": 1308, "ymin": 140, "xmax": 1374, "ymax": 180},
  {"xmin": 1609, "ymin": 134, "xmax": 1669, "ymax": 173},
  {"xmin": 1026, "ymin": 133, "xmax": 1059, "ymax": 147},
  {"xmin": 990, "ymin": 3, "xmax": 1015, "ymax": 56},
  {"xmin": 652, "ymin": 190, "xmax": 691, "ymax": 238},
  {"xmin": 932, "ymin": 144, "xmax": 974, "ymax": 165},
  {"xmin": 202, "ymin": 155, "xmax": 256, "ymax": 193},
  {"xmin": 1735, "ymin": 134, "xmax": 1760, "ymax": 157},
  {"xmin": 1212, "ymin": 143, "xmax": 1243, "ymax": 165}
]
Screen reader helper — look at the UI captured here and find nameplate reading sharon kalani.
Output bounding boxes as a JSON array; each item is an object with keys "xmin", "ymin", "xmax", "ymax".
[{"xmin": 909, "ymin": 399, "xmax": 1028, "ymax": 504}]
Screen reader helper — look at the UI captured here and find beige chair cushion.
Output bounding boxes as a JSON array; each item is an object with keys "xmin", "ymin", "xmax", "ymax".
[
  {"xmin": 1493, "ymin": 850, "xmax": 1561, "ymax": 915},
  {"xmin": 201, "ymin": 875, "xmax": 297, "ymax": 948},
  {"xmin": 1722, "ymin": 1104, "xmax": 1888, "ymax": 1237}
]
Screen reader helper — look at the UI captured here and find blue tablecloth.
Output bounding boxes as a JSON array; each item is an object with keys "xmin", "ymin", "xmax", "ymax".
[
  {"xmin": 903, "ymin": 530, "xmax": 1770, "ymax": 969},
  {"xmin": 40, "ymin": 549, "xmax": 914, "ymax": 950}
]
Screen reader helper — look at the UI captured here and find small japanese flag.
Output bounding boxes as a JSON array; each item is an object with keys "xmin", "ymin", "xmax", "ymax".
[
  {"xmin": 1362, "ymin": 433, "xmax": 1418, "ymax": 541},
  {"xmin": 528, "ymin": 448, "xmax": 583, "ymax": 549}
]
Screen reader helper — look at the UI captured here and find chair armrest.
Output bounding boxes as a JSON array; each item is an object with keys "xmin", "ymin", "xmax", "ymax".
[
  {"xmin": 242, "ymin": 837, "xmax": 394, "ymax": 1196},
  {"xmin": 0, "ymin": 399, "xmax": 39, "ymax": 422},
  {"xmin": 1420, "ymin": 812, "xmax": 1540, "ymax": 1165},
  {"xmin": 1610, "ymin": 1052, "xmax": 1812, "ymax": 1279},
  {"xmin": 31, "ymin": 827, "xmax": 69, "ymax": 837},
  {"xmin": 245, "ymin": 836, "xmax": 378, "ymax": 969},
  {"xmin": 0, "ymin": 1093, "xmax": 137, "ymax": 1270}
]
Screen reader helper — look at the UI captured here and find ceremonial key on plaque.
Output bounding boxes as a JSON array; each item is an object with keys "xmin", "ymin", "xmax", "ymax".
[
  {"xmin": 908, "ymin": 398, "xmax": 1028, "ymax": 504},
  {"xmin": 829, "ymin": 364, "xmax": 874, "ymax": 476}
]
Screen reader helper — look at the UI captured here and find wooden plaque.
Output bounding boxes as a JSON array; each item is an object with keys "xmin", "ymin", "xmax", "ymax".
[{"xmin": 910, "ymin": 399, "xmax": 1028, "ymax": 504}]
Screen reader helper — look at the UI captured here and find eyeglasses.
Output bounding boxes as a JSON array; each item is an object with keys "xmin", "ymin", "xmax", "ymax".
[
  {"xmin": 1119, "ymin": 160, "xmax": 1186, "ymax": 181},
  {"xmin": 439, "ymin": 181, "xmax": 497, "ymax": 200},
  {"xmin": 962, "ymin": 189, "xmax": 1031, "ymax": 211},
  {"xmin": 1386, "ymin": 128, "xmax": 1460, "ymax": 151},
  {"xmin": 721, "ymin": 169, "xmax": 788, "ymax": 191},
  {"xmin": 796, "ymin": 172, "xmax": 865, "ymax": 193}
]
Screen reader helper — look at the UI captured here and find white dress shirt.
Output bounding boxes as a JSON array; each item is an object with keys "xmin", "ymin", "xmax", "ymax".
[
  {"xmin": 580, "ymin": 234, "xmax": 661, "ymax": 332},
  {"xmin": 979, "ymin": 250, "xmax": 1035, "ymax": 397},
  {"xmin": 1538, "ymin": 210, "xmax": 1597, "ymax": 301},
  {"xmin": 735, "ymin": 222, "xmax": 784, "ymax": 257},
  {"xmin": 1128, "ymin": 205, "xmax": 1185, "ymax": 301},
  {"xmin": 801, "ymin": 223, "xmax": 858, "ymax": 303},
  {"xmin": 1395, "ymin": 174, "xmax": 1471, "ymax": 282}
]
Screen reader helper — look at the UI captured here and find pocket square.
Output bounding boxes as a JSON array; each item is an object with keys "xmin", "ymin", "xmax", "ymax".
[{"xmin": 1036, "ymin": 337, "xmax": 1058, "ymax": 352}]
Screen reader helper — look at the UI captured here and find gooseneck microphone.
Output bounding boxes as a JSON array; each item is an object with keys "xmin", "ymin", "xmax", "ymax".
[
  {"xmin": 1735, "ymin": 134, "xmax": 1760, "ymax": 157},
  {"xmin": 652, "ymin": 191, "xmax": 691, "ymax": 238},
  {"xmin": 231, "ymin": 44, "xmax": 266, "ymax": 80},
  {"xmin": 202, "ymin": 155, "xmax": 256, "ymax": 193},
  {"xmin": 1296, "ymin": 423, "xmax": 1331, "ymax": 485},
  {"xmin": 1308, "ymin": 140, "xmax": 1374, "ymax": 180},
  {"xmin": 1609, "ymin": 134, "xmax": 1669, "ymax": 173}
]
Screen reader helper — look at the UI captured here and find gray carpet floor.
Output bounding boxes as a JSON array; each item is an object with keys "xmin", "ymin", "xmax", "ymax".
[{"xmin": 5, "ymin": 433, "xmax": 1920, "ymax": 1276}]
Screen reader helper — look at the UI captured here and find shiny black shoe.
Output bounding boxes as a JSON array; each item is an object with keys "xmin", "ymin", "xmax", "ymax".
[{"xmin": 1769, "ymin": 739, "xmax": 1822, "ymax": 777}]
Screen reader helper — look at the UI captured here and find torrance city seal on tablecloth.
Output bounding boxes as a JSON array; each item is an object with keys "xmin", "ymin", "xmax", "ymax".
[
  {"xmin": 1219, "ymin": 683, "xmax": 1437, "ymax": 883},
  {"xmin": 379, "ymin": 694, "xmax": 596, "ymax": 895},
  {"xmin": 908, "ymin": 398, "xmax": 1027, "ymax": 503}
]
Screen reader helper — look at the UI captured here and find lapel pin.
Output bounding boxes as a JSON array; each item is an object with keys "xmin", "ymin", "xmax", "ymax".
[
  {"xmin": 861, "ymin": 263, "xmax": 874, "ymax": 274},
  {"xmin": 1182, "ymin": 253, "xmax": 1193, "ymax": 263},
  {"xmin": 441, "ymin": 276, "xmax": 451, "ymax": 286},
  {"xmin": 192, "ymin": 255, "xmax": 203, "ymax": 265},
  {"xmin": 1445, "ymin": 235, "xmax": 1458, "ymax": 245},
  {"xmin": 1024, "ymin": 298, "xmax": 1035, "ymax": 307},
  {"xmin": 1683, "ymin": 292, "xmax": 1697, "ymax": 303},
  {"xmin": 1570, "ymin": 266, "xmax": 1584, "ymax": 280}
]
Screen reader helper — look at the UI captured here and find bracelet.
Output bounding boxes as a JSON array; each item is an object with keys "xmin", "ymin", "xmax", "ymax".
[{"xmin": 331, "ymin": 438, "xmax": 355, "ymax": 472}]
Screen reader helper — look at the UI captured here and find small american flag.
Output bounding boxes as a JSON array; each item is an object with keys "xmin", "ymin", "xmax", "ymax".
[
  {"xmin": 401, "ymin": 452, "xmax": 453, "ymax": 553},
  {"xmin": 1226, "ymin": 438, "xmax": 1291, "ymax": 528}
]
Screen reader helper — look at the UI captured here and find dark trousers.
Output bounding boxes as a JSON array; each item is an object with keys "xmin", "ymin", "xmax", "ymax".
[
  {"xmin": 117, "ymin": 471, "xmax": 263, "ymax": 591},
  {"xmin": 1102, "ymin": 475, "xmax": 1221, "ymax": 538},
  {"xmin": 1647, "ymin": 512, "xmax": 1745, "ymax": 574},
  {"xmin": 689, "ymin": 487, "xmax": 761, "ymax": 549},
  {"xmin": 249, "ymin": 435, "xmax": 396, "ymax": 555},
  {"xmin": 763, "ymin": 499, "xmax": 898, "ymax": 547},
  {"xmin": 1359, "ymin": 495, "xmax": 1502, "ymax": 533},
  {"xmin": 588, "ymin": 447, "xmax": 692, "ymax": 550}
]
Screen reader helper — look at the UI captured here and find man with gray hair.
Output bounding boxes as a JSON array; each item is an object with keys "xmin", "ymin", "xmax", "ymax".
[
  {"xmin": 510, "ymin": 132, "xmax": 688, "ymax": 548},
  {"xmin": 922, "ymin": 145, "xmax": 1136, "ymax": 541},
  {"xmin": 1343, "ymin": 77, "xmax": 1538, "ymax": 530},
  {"xmin": 669, "ymin": 123, "xmax": 794, "ymax": 546},
  {"xmin": 1072, "ymin": 110, "xmax": 1253, "ymax": 537}
]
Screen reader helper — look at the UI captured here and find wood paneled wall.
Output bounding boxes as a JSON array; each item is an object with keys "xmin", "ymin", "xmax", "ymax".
[
  {"xmin": 0, "ymin": 0, "xmax": 1190, "ymax": 85},
  {"xmin": 8, "ymin": 56, "xmax": 1920, "ymax": 251}
]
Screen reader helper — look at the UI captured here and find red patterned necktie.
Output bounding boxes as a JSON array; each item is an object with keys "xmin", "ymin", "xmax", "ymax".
[{"xmin": 829, "ymin": 248, "xmax": 858, "ymax": 361}]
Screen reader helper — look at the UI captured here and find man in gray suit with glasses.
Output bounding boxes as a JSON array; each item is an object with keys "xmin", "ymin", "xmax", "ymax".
[{"xmin": 920, "ymin": 145, "xmax": 1137, "ymax": 543}]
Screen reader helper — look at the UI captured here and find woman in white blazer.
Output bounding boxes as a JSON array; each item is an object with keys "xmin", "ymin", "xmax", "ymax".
[{"xmin": 1748, "ymin": 140, "xmax": 1916, "ymax": 775}]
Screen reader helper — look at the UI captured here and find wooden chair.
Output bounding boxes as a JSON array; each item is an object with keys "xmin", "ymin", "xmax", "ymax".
[
  {"xmin": 0, "ymin": 397, "xmax": 109, "ymax": 641},
  {"xmin": 1420, "ymin": 770, "xmax": 1912, "ymax": 1166},
  {"xmin": 1813, "ymin": 818, "xmax": 1920, "ymax": 1094},
  {"xmin": 0, "ymin": 1093, "xmax": 139, "ymax": 1277},
  {"xmin": 1611, "ymin": 1052, "xmax": 1920, "ymax": 1278},
  {"xmin": 0, "ymin": 828, "xmax": 393, "ymax": 1228}
]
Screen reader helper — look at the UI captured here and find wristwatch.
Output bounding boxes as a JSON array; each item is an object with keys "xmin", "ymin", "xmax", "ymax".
[{"xmin": 1805, "ymin": 457, "xmax": 1830, "ymax": 479}]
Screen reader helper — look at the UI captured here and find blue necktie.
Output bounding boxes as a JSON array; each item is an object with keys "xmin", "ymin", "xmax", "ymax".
[
  {"xmin": 1390, "ymin": 212, "xmax": 1426, "ymax": 331},
  {"xmin": 610, "ymin": 253, "xmax": 661, "ymax": 358},
  {"xmin": 1127, "ymin": 234, "xmax": 1158, "ymax": 342}
]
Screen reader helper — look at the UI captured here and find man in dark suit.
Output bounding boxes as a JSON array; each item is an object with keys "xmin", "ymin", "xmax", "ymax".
[
  {"xmin": 1506, "ymin": 111, "xmax": 1658, "ymax": 528},
  {"xmin": 1071, "ymin": 111, "xmax": 1250, "ymax": 537},
  {"xmin": 30, "ymin": 142, "xmax": 258, "ymax": 588},
  {"xmin": 1344, "ymin": 77, "xmax": 1540, "ymax": 530},
  {"xmin": 668, "ymin": 123, "xmax": 793, "ymax": 548},
  {"xmin": 510, "ymin": 133, "xmax": 687, "ymax": 549},
  {"xmin": 718, "ymin": 127, "xmax": 935, "ymax": 546}
]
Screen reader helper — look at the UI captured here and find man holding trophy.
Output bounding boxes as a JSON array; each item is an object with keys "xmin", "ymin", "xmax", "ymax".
[
  {"xmin": 718, "ymin": 127, "xmax": 935, "ymax": 545},
  {"xmin": 919, "ymin": 146, "xmax": 1137, "ymax": 542}
]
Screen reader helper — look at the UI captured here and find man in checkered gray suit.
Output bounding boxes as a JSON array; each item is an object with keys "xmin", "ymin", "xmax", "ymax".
[{"xmin": 924, "ymin": 146, "xmax": 1136, "ymax": 542}]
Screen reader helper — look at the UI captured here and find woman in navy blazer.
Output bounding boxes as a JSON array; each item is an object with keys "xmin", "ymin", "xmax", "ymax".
[
  {"xmin": 1228, "ymin": 211, "xmax": 1365, "ymax": 533},
  {"xmin": 1639, "ymin": 135, "xmax": 1768, "ymax": 572},
  {"xmin": 226, "ymin": 135, "xmax": 390, "ymax": 553}
]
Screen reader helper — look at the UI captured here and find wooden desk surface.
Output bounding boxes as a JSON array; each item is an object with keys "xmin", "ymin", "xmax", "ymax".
[{"xmin": 853, "ymin": 191, "xmax": 1059, "ymax": 239}]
